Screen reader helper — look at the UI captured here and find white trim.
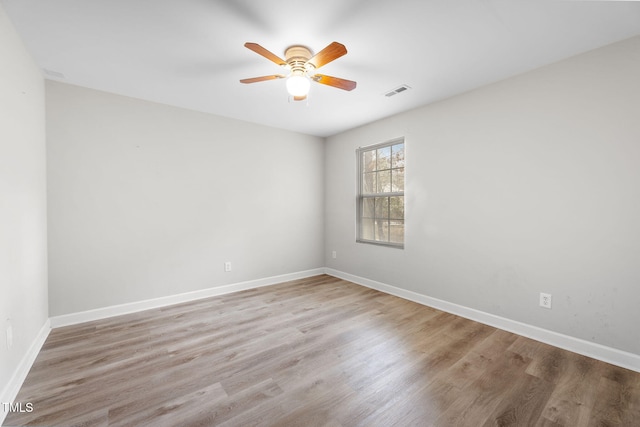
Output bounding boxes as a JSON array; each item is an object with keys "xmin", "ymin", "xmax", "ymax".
[
  {"xmin": 325, "ymin": 268, "xmax": 640, "ymax": 373},
  {"xmin": 0, "ymin": 319, "xmax": 51, "ymax": 426},
  {"xmin": 50, "ymin": 268, "xmax": 324, "ymax": 328}
]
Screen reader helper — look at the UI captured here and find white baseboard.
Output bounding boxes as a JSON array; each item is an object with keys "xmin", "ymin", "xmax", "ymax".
[
  {"xmin": 50, "ymin": 268, "xmax": 325, "ymax": 328},
  {"xmin": 0, "ymin": 319, "xmax": 51, "ymax": 426},
  {"xmin": 325, "ymin": 268, "xmax": 640, "ymax": 373}
]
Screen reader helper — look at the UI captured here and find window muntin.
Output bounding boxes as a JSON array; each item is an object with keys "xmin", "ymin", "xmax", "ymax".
[{"xmin": 357, "ymin": 139, "xmax": 404, "ymax": 248}]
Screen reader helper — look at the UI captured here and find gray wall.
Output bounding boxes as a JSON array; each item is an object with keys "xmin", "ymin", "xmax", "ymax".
[
  {"xmin": 0, "ymin": 5, "xmax": 48, "ymax": 397},
  {"xmin": 46, "ymin": 81, "xmax": 324, "ymax": 316},
  {"xmin": 325, "ymin": 36, "xmax": 640, "ymax": 355}
]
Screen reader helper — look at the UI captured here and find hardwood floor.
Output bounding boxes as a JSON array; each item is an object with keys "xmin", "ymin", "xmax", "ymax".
[{"xmin": 4, "ymin": 275, "xmax": 640, "ymax": 426}]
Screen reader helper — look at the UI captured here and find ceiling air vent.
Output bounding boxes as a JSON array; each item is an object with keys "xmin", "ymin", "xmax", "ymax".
[{"xmin": 384, "ymin": 84, "xmax": 411, "ymax": 97}]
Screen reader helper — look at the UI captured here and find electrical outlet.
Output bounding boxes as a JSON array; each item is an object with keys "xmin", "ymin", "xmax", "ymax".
[
  {"xmin": 332, "ymin": 250, "xmax": 337, "ymax": 259},
  {"xmin": 224, "ymin": 262, "xmax": 232, "ymax": 272},
  {"xmin": 539, "ymin": 293, "xmax": 552, "ymax": 309}
]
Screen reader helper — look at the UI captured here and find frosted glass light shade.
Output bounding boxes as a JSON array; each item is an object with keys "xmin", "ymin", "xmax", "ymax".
[{"xmin": 286, "ymin": 75, "xmax": 310, "ymax": 97}]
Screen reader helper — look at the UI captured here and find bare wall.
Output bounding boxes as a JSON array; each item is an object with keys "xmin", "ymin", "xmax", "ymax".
[
  {"xmin": 0, "ymin": 4, "xmax": 48, "ymax": 401},
  {"xmin": 46, "ymin": 81, "xmax": 324, "ymax": 316},
  {"xmin": 324, "ymin": 36, "xmax": 640, "ymax": 355}
]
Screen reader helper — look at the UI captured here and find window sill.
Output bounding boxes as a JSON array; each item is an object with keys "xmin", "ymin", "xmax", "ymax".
[{"xmin": 356, "ymin": 239, "xmax": 404, "ymax": 249}]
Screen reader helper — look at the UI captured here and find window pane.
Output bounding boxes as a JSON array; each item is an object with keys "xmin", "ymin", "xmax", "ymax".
[
  {"xmin": 362, "ymin": 198, "xmax": 375, "ymax": 218},
  {"xmin": 390, "ymin": 196, "xmax": 404, "ymax": 220},
  {"xmin": 362, "ymin": 172, "xmax": 376, "ymax": 193},
  {"xmin": 391, "ymin": 144, "xmax": 405, "ymax": 168},
  {"xmin": 363, "ymin": 150, "xmax": 376, "ymax": 172},
  {"xmin": 361, "ymin": 218, "xmax": 375, "ymax": 240},
  {"xmin": 377, "ymin": 146, "xmax": 391, "ymax": 170},
  {"xmin": 377, "ymin": 170, "xmax": 391, "ymax": 193},
  {"xmin": 375, "ymin": 219, "xmax": 388, "ymax": 241},
  {"xmin": 356, "ymin": 139, "xmax": 404, "ymax": 247},
  {"xmin": 375, "ymin": 197, "xmax": 389, "ymax": 219},
  {"xmin": 391, "ymin": 168, "xmax": 404, "ymax": 192},
  {"xmin": 390, "ymin": 221, "xmax": 404, "ymax": 244}
]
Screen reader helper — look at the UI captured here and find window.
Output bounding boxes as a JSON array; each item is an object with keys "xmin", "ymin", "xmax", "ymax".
[{"xmin": 357, "ymin": 138, "xmax": 405, "ymax": 248}]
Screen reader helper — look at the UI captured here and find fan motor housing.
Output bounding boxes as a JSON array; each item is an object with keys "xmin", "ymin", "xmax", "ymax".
[
  {"xmin": 285, "ymin": 45, "xmax": 314, "ymax": 74},
  {"xmin": 284, "ymin": 45, "xmax": 312, "ymax": 62}
]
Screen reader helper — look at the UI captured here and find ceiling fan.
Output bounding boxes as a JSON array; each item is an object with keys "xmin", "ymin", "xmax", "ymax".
[{"xmin": 240, "ymin": 41, "xmax": 357, "ymax": 101}]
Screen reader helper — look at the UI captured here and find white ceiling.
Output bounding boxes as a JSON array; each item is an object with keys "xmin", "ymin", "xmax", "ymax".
[{"xmin": 3, "ymin": 0, "xmax": 640, "ymax": 137}]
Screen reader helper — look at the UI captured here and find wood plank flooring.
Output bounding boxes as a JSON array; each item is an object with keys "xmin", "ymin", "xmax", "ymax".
[{"xmin": 4, "ymin": 275, "xmax": 640, "ymax": 426}]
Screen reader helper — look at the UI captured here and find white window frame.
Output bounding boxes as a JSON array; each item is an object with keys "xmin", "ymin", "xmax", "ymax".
[{"xmin": 356, "ymin": 137, "xmax": 405, "ymax": 249}]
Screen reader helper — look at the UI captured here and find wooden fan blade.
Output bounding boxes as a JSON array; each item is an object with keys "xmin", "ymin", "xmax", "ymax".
[
  {"xmin": 240, "ymin": 74, "xmax": 285, "ymax": 84},
  {"xmin": 312, "ymin": 74, "xmax": 357, "ymax": 91},
  {"xmin": 244, "ymin": 42, "xmax": 287, "ymax": 66},
  {"xmin": 308, "ymin": 42, "xmax": 347, "ymax": 69}
]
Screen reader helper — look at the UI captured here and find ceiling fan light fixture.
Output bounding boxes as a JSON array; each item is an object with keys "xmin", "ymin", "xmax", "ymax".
[
  {"xmin": 241, "ymin": 41, "xmax": 356, "ymax": 99},
  {"xmin": 286, "ymin": 74, "xmax": 311, "ymax": 97}
]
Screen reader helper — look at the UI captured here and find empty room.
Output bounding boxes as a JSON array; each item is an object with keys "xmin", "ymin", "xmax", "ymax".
[{"xmin": 1, "ymin": 0, "xmax": 640, "ymax": 425}]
